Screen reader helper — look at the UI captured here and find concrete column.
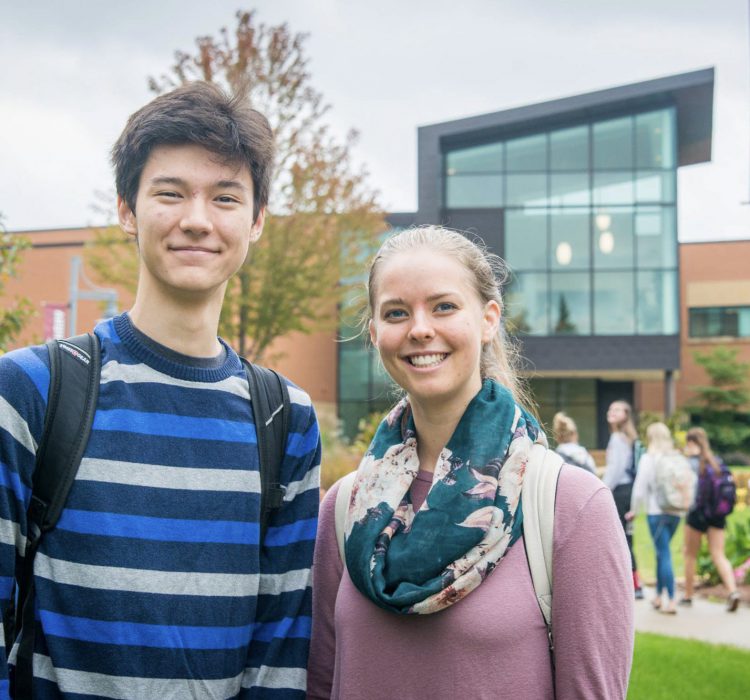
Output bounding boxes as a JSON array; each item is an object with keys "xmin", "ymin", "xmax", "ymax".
[{"xmin": 664, "ymin": 369, "xmax": 675, "ymax": 418}]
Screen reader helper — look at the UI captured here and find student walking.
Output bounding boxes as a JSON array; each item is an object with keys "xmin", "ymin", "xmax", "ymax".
[
  {"xmin": 626, "ymin": 422, "xmax": 695, "ymax": 614},
  {"xmin": 682, "ymin": 427, "xmax": 740, "ymax": 612},
  {"xmin": 602, "ymin": 400, "xmax": 644, "ymax": 599},
  {"xmin": 307, "ymin": 226, "xmax": 633, "ymax": 700},
  {"xmin": 552, "ymin": 412, "xmax": 597, "ymax": 473},
  {"xmin": 0, "ymin": 83, "xmax": 320, "ymax": 697}
]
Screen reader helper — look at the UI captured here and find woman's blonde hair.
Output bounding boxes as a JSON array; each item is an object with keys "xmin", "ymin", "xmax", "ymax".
[
  {"xmin": 608, "ymin": 400, "xmax": 638, "ymax": 444},
  {"xmin": 366, "ymin": 225, "xmax": 532, "ymax": 409},
  {"xmin": 685, "ymin": 426, "xmax": 719, "ymax": 475},
  {"xmin": 645, "ymin": 422, "xmax": 673, "ymax": 455},
  {"xmin": 552, "ymin": 412, "xmax": 578, "ymax": 444}
]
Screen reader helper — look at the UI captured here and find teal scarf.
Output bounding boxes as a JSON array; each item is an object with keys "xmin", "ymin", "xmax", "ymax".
[{"xmin": 344, "ymin": 379, "xmax": 545, "ymax": 615}]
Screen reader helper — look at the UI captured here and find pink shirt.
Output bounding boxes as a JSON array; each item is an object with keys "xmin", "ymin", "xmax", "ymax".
[{"xmin": 308, "ymin": 464, "xmax": 634, "ymax": 699}]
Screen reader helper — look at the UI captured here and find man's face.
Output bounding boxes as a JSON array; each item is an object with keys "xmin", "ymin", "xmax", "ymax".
[{"xmin": 117, "ymin": 143, "xmax": 264, "ymax": 304}]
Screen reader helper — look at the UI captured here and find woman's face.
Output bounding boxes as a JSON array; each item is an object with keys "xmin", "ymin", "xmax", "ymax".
[
  {"xmin": 606, "ymin": 402, "xmax": 628, "ymax": 428},
  {"xmin": 369, "ymin": 249, "xmax": 500, "ymax": 413},
  {"xmin": 684, "ymin": 440, "xmax": 700, "ymax": 457}
]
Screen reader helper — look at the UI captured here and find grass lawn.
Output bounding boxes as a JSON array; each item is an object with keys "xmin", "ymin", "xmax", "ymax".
[
  {"xmin": 629, "ymin": 632, "xmax": 750, "ymax": 699},
  {"xmin": 632, "ymin": 503, "xmax": 750, "ymax": 585}
]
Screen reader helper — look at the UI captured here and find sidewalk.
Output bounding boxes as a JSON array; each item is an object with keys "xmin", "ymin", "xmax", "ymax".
[{"xmin": 634, "ymin": 586, "xmax": 749, "ymax": 650}]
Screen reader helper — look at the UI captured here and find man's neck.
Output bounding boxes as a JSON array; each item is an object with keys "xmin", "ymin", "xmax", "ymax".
[{"xmin": 128, "ymin": 286, "xmax": 225, "ymax": 358}]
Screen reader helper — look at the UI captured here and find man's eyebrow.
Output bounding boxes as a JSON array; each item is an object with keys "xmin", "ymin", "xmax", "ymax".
[
  {"xmin": 216, "ymin": 179, "xmax": 249, "ymax": 192},
  {"xmin": 147, "ymin": 176, "xmax": 249, "ymax": 192},
  {"xmin": 149, "ymin": 176, "xmax": 185, "ymax": 187}
]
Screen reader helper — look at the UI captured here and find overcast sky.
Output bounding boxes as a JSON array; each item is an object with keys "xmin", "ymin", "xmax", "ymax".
[{"xmin": 1, "ymin": 0, "xmax": 748, "ymax": 242}]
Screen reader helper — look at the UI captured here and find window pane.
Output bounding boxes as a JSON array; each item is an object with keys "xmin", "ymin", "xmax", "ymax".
[
  {"xmin": 506, "ymin": 272, "xmax": 549, "ymax": 334},
  {"xmin": 339, "ymin": 348, "xmax": 371, "ymax": 401},
  {"xmin": 505, "ymin": 210, "xmax": 547, "ymax": 270},
  {"xmin": 550, "ymin": 272, "xmax": 591, "ymax": 334},
  {"xmin": 636, "ymin": 109, "xmax": 675, "ymax": 169},
  {"xmin": 739, "ymin": 308, "xmax": 750, "ymax": 337},
  {"xmin": 549, "ymin": 173, "xmax": 590, "ymax": 206},
  {"xmin": 593, "ymin": 116, "xmax": 634, "ymax": 169},
  {"xmin": 594, "ymin": 271, "xmax": 635, "ymax": 334},
  {"xmin": 593, "ymin": 209, "xmax": 634, "ymax": 269},
  {"xmin": 637, "ymin": 270, "xmax": 678, "ymax": 334},
  {"xmin": 506, "ymin": 133, "xmax": 547, "ymax": 171},
  {"xmin": 507, "ymin": 173, "xmax": 547, "ymax": 206},
  {"xmin": 635, "ymin": 171, "xmax": 675, "ymax": 203},
  {"xmin": 635, "ymin": 206, "xmax": 676, "ymax": 268},
  {"xmin": 593, "ymin": 171, "xmax": 634, "ymax": 205},
  {"xmin": 445, "ymin": 142, "xmax": 504, "ymax": 174},
  {"xmin": 550, "ymin": 210, "xmax": 590, "ymax": 270},
  {"xmin": 550, "ymin": 126, "xmax": 589, "ymax": 171},
  {"xmin": 445, "ymin": 174, "xmax": 503, "ymax": 208}
]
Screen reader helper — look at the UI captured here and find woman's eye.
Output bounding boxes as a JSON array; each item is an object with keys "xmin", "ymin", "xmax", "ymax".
[
  {"xmin": 435, "ymin": 302, "xmax": 457, "ymax": 312},
  {"xmin": 383, "ymin": 309, "xmax": 407, "ymax": 320}
]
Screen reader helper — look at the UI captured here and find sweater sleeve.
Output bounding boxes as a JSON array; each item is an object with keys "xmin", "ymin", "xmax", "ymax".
[
  {"xmin": 306, "ymin": 480, "xmax": 345, "ymax": 700},
  {"xmin": 243, "ymin": 390, "xmax": 321, "ymax": 699},
  {"xmin": 602, "ymin": 433, "xmax": 632, "ymax": 490},
  {"xmin": 0, "ymin": 346, "xmax": 49, "ymax": 698},
  {"xmin": 552, "ymin": 468, "xmax": 634, "ymax": 700}
]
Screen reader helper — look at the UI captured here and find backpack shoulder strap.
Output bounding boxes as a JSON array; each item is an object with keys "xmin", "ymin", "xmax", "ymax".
[
  {"xmin": 242, "ymin": 359, "xmax": 290, "ymax": 544},
  {"xmin": 335, "ymin": 471, "xmax": 357, "ymax": 564},
  {"xmin": 522, "ymin": 444, "xmax": 563, "ymax": 654},
  {"xmin": 13, "ymin": 332, "xmax": 100, "ymax": 698}
]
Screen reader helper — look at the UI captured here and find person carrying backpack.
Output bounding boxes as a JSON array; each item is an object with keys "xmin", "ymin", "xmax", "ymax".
[
  {"xmin": 307, "ymin": 227, "xmax": 634, "ymax": 700},
  {"xmin": 681, "ymin": 427, "xmax": 740, "ymax": 612},
  {"xmin": 0, "ymin": 83, "xmax": 321, "ymax": 697},
  {"xmin": 626, "ymin": 423, "xmax": 695, "ymax": 615}
]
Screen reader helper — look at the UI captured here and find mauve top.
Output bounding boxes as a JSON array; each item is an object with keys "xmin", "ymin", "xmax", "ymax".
[{"xmin": 307, "ymin": 464, "xmax": 634, "ymax": 700}]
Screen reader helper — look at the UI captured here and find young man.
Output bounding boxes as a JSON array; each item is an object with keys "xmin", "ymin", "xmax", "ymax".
[{"xmin": 0, "ymin": 82, "xmax": 320, "ymax": 698}]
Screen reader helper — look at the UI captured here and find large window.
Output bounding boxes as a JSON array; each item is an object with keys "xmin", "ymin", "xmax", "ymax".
[
  {"xmin": 445, "ymin": 107, "xmax": 678, "ymax": 337},
  {"xmin": 689, "ymin": 307, "xmax": 750, "ymax": 338}
]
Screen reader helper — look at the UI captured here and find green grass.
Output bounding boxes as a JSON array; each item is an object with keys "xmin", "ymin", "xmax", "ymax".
[
  {"xmin": 633, "ymin": 507, "xmax": 750, "ymax": 585},
  {"xmin": 629, "ymin": 632, "xmax": 750, "ymax": 699}
]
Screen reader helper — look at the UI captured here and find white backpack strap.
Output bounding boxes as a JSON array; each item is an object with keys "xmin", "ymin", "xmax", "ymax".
[
  {"xmin": 522, "ymin": 445, "xmax": 563, "ymax": 642},
  {"xmin": 335, "ymin": 471, "xmax": 357, "ymax": 564}
]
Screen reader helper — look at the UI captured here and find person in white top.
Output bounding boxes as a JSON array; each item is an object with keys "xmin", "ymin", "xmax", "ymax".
[
  {"xmin": 552, "ymin": 412, "xmax": 596, "ymax": 474},
  {"xmin": 626, "ymin": 422, "xmax": 682, "ymax": 614}
]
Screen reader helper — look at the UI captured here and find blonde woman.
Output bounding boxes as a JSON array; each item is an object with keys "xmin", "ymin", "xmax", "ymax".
[
  {"xmin": 626, "ymin": 423, "xmax": 689, "ymax": 614},
  {"xmin": 552, "ymin": 412, "xmax": 596, "ymax": 474},
  {"xmin": 308, "ymin": 227, "xmax": 634, "ymax": 699}
]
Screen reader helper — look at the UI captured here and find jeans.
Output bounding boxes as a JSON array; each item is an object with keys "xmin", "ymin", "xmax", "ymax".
[{"xmin": 647, "ymin": 514, "xmax": 680, "ymax": 598}]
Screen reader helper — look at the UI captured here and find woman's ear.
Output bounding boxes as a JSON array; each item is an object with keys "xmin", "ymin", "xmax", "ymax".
[
  {"xmin": 481, "ymin": 300, "xmax": 501, "ymax": 343},
  {"xmin": 369, "ymin": 319, "xmax": 378, "ymax": 348},
  {"xmin": 117, "ymin": 196, "xmax": 137, "ymax": 237}
]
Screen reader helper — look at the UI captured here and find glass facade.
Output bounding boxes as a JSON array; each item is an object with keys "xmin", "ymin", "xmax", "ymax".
[{"xmin": 444, "ymin": 107, "xmax": 679, "ymax": 336}]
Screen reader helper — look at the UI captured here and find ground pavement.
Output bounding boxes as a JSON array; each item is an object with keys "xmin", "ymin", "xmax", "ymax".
[{"xmin": 634, "ymin": 586, "xmax": 749, "ymax": 650}]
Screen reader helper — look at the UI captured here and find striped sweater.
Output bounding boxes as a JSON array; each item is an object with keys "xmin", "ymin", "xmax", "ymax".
[{"xmin": 0, "ymin": 313, "xmax": 320, "ymax": 699}]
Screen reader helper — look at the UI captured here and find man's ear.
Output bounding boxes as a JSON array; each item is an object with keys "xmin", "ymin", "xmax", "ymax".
[
  {"xmin": 117, "ymin": 196, "xmax": 137, "ymax": 237},
  {"xmin": 249, "ymin": 207, "xmax": 266, "ymax": 243}
]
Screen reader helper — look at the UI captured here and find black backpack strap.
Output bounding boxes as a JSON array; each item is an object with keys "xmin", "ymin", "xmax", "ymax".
[
  {"xmin": 12, "ymin": 333, "xmax": 100, "ymax": 698},
  {"xmin": 242, "ymin": 360, "xmax": 290, "ymax": 545}
]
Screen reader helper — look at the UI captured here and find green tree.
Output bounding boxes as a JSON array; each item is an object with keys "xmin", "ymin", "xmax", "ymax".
[
  {"xmin": 0, "ymin": 216, "xmax": 34, "ymax": 353},
  {"xmin": 688, "ymin": 347, "xmax": 750, "ymax": 452},
  {"xmin": 86, "ymin": 10, "xmax": 385, "ymax": 361}
]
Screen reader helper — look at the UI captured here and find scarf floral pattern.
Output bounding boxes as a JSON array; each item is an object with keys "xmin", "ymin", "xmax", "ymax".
[{"xmin": 344, "ymin": 379, "xmax": 545, "ymax": 615}]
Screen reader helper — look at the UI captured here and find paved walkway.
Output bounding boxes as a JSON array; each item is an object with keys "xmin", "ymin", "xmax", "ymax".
[{"xmin": 634, "ymin": 586, "xmax": 749, "ymax": 650}]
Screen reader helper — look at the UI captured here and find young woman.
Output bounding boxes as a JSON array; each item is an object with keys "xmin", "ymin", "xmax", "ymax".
[
  {"xmin": 601, "ymin": 400, "xmax": 644, "ymax": 598},
  {"xmin": 308, "ymin": 227, "xmax": 634, "ymax": 699},
  {"xmin": 682, "ymin": 427, "xmax": 740, "ymax": 612},
  {"xmin": 552, "ymin": 412, "xmax": 596, "ymax": 473},
  {"xmin": 626, "ymin": 422, "xmax": 688, "ymax": 614}
]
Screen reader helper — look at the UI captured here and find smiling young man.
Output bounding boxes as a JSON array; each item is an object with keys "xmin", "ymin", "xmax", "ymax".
[{"xmin": 0, "ymin": 83, "xmax": 320, "ymax": 698}]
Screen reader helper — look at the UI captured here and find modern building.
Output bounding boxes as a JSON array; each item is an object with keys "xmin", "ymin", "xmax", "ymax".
[
  {"xmin": 3, "ymin": 69, "xmax": 725, "ymax": 448},
  {"xmin": 340, "ymin": 68, "xmax": 716, "ymax": 447}
]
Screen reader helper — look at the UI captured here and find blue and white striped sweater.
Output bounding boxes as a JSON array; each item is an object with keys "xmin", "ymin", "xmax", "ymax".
[{"xmin": 0, "ymin": 313, "xmax": 320, "ymax": 699}]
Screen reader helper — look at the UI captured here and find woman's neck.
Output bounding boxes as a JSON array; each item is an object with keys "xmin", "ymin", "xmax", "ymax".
[{"xmin": 410, "ymin": 397, "xmax": 471, "ymax": 473}]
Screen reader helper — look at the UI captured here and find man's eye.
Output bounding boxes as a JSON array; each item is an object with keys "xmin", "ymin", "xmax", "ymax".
[
  {"xmin": 216, "ymin": 195, "xmax": 239, "ymax": 204},
  {"xmin": 157, "ymin": 191, "xmax": 180, "ymax": 198}
]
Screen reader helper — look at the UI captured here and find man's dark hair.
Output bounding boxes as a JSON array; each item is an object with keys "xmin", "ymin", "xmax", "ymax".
[{"xmin": 112, "ymin": 81, "xmax": 275, "ymax": 221}]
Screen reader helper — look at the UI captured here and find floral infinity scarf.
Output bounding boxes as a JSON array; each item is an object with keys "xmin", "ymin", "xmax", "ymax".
[{"xmin": 344, "ymin": 379, "xmax": 545, "ymax": 615}]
